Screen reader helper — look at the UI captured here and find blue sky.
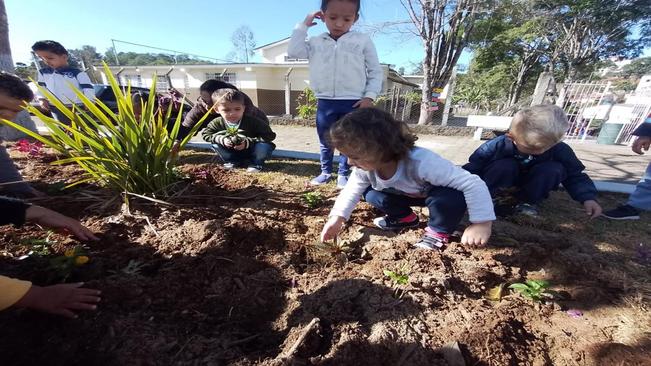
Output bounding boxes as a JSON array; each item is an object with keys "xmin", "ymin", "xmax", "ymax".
[
  {"xmin": 6, "ymin": 0, "xmax": 649, "ymax": 72},
  {"xmin": 6, "ymin": 0, "xmax": 437, "ymax": 72}
]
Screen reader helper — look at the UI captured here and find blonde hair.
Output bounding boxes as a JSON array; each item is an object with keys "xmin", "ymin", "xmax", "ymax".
[{"xmin": 509, "ymin": 104, "xmax": 568, "ymax": 150}]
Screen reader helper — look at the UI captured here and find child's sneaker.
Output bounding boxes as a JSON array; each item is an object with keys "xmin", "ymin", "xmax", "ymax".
[
  {"xmin": 373, "ymin": 212, "xmax": 419, "ymax": 230},
  {"xmin": 602, "ymin": 204, "xmax": 640, "ymax": 220},
  {"xmin": 246, "ymin": 165, "xmax": 262, "ymax": 173},
  {"xmin": 310, "ymin": 173, "xmax": 332, "ymax": 186},
  {"xmin": 414, "ymin": 227, "xmax": 449, "ymax": 250},
  {"xmin": 515, "ymin": 203, "xmax": 539, "ymax": 217},
  {"xmin": 223, "ymin": 162, "xmax": 235, "ymax": 170},
  {"xmin": 336, "ymin": 175, "xmax": 348, "ymax": 189}
]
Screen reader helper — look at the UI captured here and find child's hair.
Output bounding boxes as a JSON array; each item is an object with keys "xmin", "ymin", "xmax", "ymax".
[
  {"xmin": 510, "ymin": 104, "xmax": 569, "ymax": 149},
  {"xmin": 0, "ymin": 72, "xmax": 34, "ymax": 101},
  {"xmin": 329, "ymin": 108, "xmax": 417, "ymax": 164},
  {"xmin": 321, "ymin": 0, "xmax": 360, "ymax": 13},
  {"xmin": 200, "ymin": 79, "xmax": 237, "ymax": 94},
  {"xmin": 211, "ymin": 88, "xmax": 246, "ymax": 105},
  {"xmin": 31, "ymin": 40, "xmax": 68, "ymax": 55}
]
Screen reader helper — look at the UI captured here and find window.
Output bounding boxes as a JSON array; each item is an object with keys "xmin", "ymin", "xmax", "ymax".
[
  {"xmin": 204, "ymin": 72, "xmax": 237, "ymax": 85},
  {"xmin": 126, "ymin": 74, "xmax": 142, "ymax": 87}
]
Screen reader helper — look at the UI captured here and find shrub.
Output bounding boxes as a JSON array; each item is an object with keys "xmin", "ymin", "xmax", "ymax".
[{"xmin": 296, "ymin": 87, "xmax": 317, "ymax": 119}]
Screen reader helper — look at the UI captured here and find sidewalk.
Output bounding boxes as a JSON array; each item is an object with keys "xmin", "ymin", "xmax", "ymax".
[{"xmin": 189, "ymin": 125, "xmax": 649, "ymax": 188}]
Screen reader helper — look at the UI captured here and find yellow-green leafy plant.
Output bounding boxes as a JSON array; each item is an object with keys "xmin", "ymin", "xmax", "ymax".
[
  {"xmin": 302, "ymin": 191, "xmax": 323, "ymax": 208},
  {"xmin": 0, "ymin": 63, "xmax": 208, "ymax": 198},
  {"xmin": 296, "ymin": 87, "xmax": 317, "ymax": 119},
  {"xmin": 216, "ymin": 126, "xmax": 247, "ymax": 145}
]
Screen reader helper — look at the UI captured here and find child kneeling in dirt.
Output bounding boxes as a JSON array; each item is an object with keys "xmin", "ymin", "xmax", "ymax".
[
  {"xmin": 463, "ymin": 104, "xmax": 602, "ymax": 218},
  {"xmin": 320, "ymin": 108, "xmax": 495, "ymax": 249},
  {"xmin": 202, "ymin": 89, "xmax": 276, "ymax": 173}
]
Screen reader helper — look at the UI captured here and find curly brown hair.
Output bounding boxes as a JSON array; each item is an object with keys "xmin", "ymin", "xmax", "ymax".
[{"xmin": 328, "ymin": 108, "xmax": 417, "ymax": 164}]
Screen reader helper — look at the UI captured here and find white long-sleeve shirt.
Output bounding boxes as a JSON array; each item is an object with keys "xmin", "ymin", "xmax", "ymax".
[
  {"xmin": 287, "ymin": 23, "xmax": 383, "ymax": 100},
  {"xmin": 330, "ymin": 147, "xmax": 496, "ymax": 223},
  {"xmin": 36, "ymin": 67, "xmax": 95, "ymax": 105}
]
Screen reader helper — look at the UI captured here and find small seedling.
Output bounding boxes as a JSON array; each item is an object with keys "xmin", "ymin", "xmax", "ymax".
[
  {"xmin": 508, "ymin": 280, "xmax": 552, "ymax": 302},
  {"xmin": 49, "ymin": 246, "xmax": 89, "ymax": 281},
  {"xmin": 383, "ymin": 263, "xmax": 410, "ymax": 299},
  {"xmin": 217, "ymin": 126, "xmax": 247, "ymax": 146},
  {"xmin": 121, "ymin": 260, "xmax": 145, "ymax": 276},
  {"xmin": 20, "ymin": 231, "xmax": 57, "ymax": 257},
  {"xmin": 307, "ymin": 236, "xmax": 351, "ymax": 263},
  {"xmin": 302, "ymin": 191, "xmax": 324, "ymax": 208}
]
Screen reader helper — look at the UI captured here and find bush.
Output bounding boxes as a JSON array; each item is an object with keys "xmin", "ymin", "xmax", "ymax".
[
  {"xmin": 296, "ymin": 87, "xmax": 317, "ymax": 119},
  {"xmin": 0, "ymin": 63, "xmax": 207, "ymax": 198}
]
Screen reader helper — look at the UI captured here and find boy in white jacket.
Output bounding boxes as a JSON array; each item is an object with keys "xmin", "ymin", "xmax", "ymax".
[{"xmin": 288, "ymin": 0, "xmax": 383, "ymax": 188}]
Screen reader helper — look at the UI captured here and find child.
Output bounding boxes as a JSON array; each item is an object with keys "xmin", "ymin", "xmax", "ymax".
[
  {"xmin": 463, "ymin": 104, "xmax": 602, "ymax": 218},
  {"xmin": 288, "ymin": 0, "xmax": 383, "ymax": 188},
  {"xmin": 202, "ymin": 89, "xmax": 276, "ymax": 173},
  {"xmin": 603, "ymin": 114, "xmax": 651, "ymax": 220},
  {"xmin": 32, "ymin": 40, "xmax": 95, "ymax": 124},
  {"xmin": 320, "ymin": 108, "xmax": 495, "ymax": 249},
  {"xmin": 1, "ymin": 196, "xmax": 100, "ymax": 318},
  {"xmin": 0, "ymin": 72, "xmax": 43, "ymax": 197}
]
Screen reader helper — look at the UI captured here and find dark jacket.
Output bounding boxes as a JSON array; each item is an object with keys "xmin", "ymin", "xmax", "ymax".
[
  {"xmin": 632, "ymin": 117, "xmax": 651, "ymax": 137},
  {"xmin": 463, "ymin": 135, "xmax": 597, "ymax": 203},
  {"xmin": 178, "ymin": 93, "xmax": 269, "ymax": 140},
  {"xmin": 202, "ymin": 115, "xmax": 276, "ymax": 149},
  {"xmin": 0, "ymin": 196, "xmax": 28, "ymax": 227},
  {"xmin": 0, "ymin": 145, "xmax": 32, "ymax": 196}
]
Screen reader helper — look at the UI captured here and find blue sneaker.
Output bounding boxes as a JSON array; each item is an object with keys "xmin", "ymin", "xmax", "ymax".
[
  {"xmin": 310, "ymin": 173, "xmax": 332, "ymax": 186},
  {"xmin": 336, "ymin": 175, "xmax": 348, "ymax": 189}
]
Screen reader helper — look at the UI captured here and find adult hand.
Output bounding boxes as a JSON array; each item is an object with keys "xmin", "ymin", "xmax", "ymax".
[
  {"xmin": 25, "ymin": 205, "xmax": 98, "ymax": 241},
  {"xmin": 303, "ymin": 11, "xmax": 323, "ymax": 27},
  {"xmin": 353, "ymin": 98, "xmax": 374, "ymax": 109},
  {"xmin": 583, "ymin": 200, "xmax": 602, "ymax": 219},
  {"xmin": 632, "ymin": 136, "xmax": 651, "ymax": 155},
  {"xmin": 461, "ymin": 221, "xmax": 492, "ymax": 246},
  {"xmin": 320, "ymin": 216, "xmax": 346, "ymax": 242},
  {"xmin": 15, "ymin": 282, "xmax": 101, "ymax": 318}
]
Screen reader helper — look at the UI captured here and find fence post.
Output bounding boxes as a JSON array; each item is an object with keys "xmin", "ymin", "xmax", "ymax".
[{"xmin": 285, "ymin": 67, "xmax": 293, "ymax": 116}]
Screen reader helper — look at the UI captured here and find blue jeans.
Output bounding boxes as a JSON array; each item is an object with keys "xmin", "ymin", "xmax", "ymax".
[
  {"xmin": 628, "ymin": 161, "xmax": 651, "ymax": 211},
  {"xmin": 363, "ymin": 186, "xmax": 467, "ymax": 234},
  {"xmin": 481, "ymin": 158, "xmax": 566, "ymax": 204},
  {"xmin": 316, "ymin": 99, "xmax": 359, "ymax": 176},
  {"xmin": 211, "ymin": 142, "xmax": 275, "ymax": 167}
]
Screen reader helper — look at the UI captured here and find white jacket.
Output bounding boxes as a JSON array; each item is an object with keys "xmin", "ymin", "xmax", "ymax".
[
  {"xmin": 36, "ymin": 67, "xmax": 95, "ymax": 106},
  {"xmin": 288, "ymin": 23, "xmax": 383, "ymax": 100}
]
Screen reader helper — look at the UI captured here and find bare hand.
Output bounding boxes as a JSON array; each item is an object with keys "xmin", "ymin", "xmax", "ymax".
[
  {"xmin": 632, "ymin": 136, "xmax": 651, "ymax": 155},
  {"xmin": 303, "ymin": 11, "xmax": 323, "ymax": 27},
  {"xmin": 15, "ymin": 282, "xmax": 101, "ymax": 318},
  {"xmin": 25, "ymin": 206, "xmax": 99, "ymax": 241},
  {"xmin": 39, "ymin": 99, "xmax": 50, "ymax": 111},
  {"xmin": 461, "ymin": 221, "xmax": 492, "ymax": 246},
  {"xmin": 321, "ymin": 216, "xmax": 346, "ymax": 242},
  {"xmin": 233, "ymin": 142, "xmax": 247, "ymax": 151},
  {"xmin": 353, "ymin": 98, "xmax": 374, "ymax": 109},
  {"xmin": 223, "ymin": 138, "xmax": 234, "ymax": 148},
  {"xmin": 583, "ymin": 200, "xmax": 602, "ymax": 219}
]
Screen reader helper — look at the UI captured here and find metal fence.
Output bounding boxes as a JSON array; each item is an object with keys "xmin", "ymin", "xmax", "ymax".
[{"xmin": 556, "ymin": 81, "xmax": 611, "ymax": 141}]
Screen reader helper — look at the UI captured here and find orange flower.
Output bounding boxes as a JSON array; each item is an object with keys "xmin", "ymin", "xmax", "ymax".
[{"xmin": 75, "ymin": 256, "xmax": 89, "ymax": 265}]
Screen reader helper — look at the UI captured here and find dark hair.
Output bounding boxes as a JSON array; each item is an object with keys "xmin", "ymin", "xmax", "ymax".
[
  {"xmin": 320, "ymin": 0, "xmax": 360, "ymax": 12},
  {"xmin": 31, "ymin": 40, "xmax": 68, "ymax": 55},
  {"xmin": 200, "ymin": 79, "xmax": 237, "ymax": 94},
  {"xmin": 0, "ymin": 72, "xmax": 34, "ymax": 101},
  {"xmin": 212, "ymin": 88, "xmax": 246, "ymax": 105},
  {"xmin": 329, "ymin": 108, "xmax": 417, "ymax": 164}
]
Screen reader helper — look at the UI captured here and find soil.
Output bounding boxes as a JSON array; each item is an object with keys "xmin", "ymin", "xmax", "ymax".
[{"xmin": 1, "ymin": 146, "xmax": 650, "ymax": 366}]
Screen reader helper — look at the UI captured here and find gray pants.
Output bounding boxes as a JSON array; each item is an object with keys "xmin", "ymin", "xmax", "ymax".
[{"xmin": 628, "ymin": 161, "xmax": 651, "ymax": 211}]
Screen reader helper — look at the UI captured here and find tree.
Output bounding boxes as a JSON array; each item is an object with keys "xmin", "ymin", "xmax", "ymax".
[
  {"xmin": 69, "ymin": 45, "xmax": 103, "ymax": 83},
  {"xmin": 620, "ymin": 57, "xmax": 651, "ymax": 79},
  {"xmin": 0, "ymin": 0, "xmax": 13, "ymax": 72},
  {"xmin": 229, "ymin": 25, "xmax": 256, "ymax": 63},
  {"xmin": 14, "ymin": 62, "xmax": 37, "ymax": 80},
  {"xmin": 400, "ymin": 0, "xmax": 486, "ymax": 124}
]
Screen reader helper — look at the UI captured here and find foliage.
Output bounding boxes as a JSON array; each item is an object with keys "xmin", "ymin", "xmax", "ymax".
[
  {"xmin": 20, "ymin": 231, "xmax": 56, "ymax": 257},
  {"xmin": 383, "ymin": 263, "xmax": 410, "ymax": 298},
  {"xmin": 217, "ymin": 126, "xmax": 247, "ymax": 145},
  {"xmin": 619, "ymin": 57, "xmax": 651, "ymax": 79},
  {"xmin": 14, "ymin": 62, "xmax": 37, "ymax": 80},
  {"xmin": 109, "ymin": 259, "xmax": 145, "ymax": 277},
  {"xmin": 302, "ymin": 191, "xmax": 323, "ymax": 209},
  {"xmin": 104, "ymin": 47, "xmax": 215, "ymax": 66},
  {"xmin": 508, "ymin": 280, "xmax": 552, "ymax": 302},
  {"xmin": 0, "ymin": 62, "xmax": 208, "ymax": 198},
  {"xmin": 296, "ymin": 88, "xmax": 317, "ymax": 119},
  {"xmin": 307, "ymin": 236, "xmax": 351, "ymax": 263},
  {"xmin": 228, "ymin": 25, "xmax": 256, "ymax": 63},
  {"xmin": 49, "ymin": 246, "xmax": 89, "ymax": 281}
]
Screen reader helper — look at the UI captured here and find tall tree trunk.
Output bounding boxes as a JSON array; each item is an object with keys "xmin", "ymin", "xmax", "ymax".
[
  {"xmin": 0, "ymin": 0, "xmax": 14, "ymax": 72},
  {"xmin": 418, "ymin": 41, "xmax": 434, "ymax": 125}
]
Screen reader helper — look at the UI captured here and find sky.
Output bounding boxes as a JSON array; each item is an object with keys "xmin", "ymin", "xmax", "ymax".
[{"xmin": 6, "ymin": 0, "xmax": 443, "ymax": 73}]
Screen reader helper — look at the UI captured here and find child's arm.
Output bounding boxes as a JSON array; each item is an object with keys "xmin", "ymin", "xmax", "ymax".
[
  {"xmin": 556, "ymin": 143, "xmax": 601, "ymax": 218},
  {"xmin": 0, "ymin": 276, "xmax": 32, "ymax": 311},
  {"xmin": 361, "ymin": 35, "xmax": 383, "ymax": 102},
  {"xmin": 287, "ymin": 12, "xmax": 321, "ymax": 59},
  {"xmin": 322, "ymin": 171, "xmax": 370, "ymax": 241},
  {"xmin": 0, "ymin": 144, "xmax": 35, "ymax": 197},
  {"xmin": 13, "ymin": 281, "xmax": 101, "ymax": 318},
  {"xmin": 462, "ymin": 137, "xmax": 503, "ymax": 174},
  {"xmin": 76, "ymin": 71, "xmax": 96, "ymax": 102},
  {"xmin": 201, "ymin": 118, "xmax": 232, "ymax": 147}
]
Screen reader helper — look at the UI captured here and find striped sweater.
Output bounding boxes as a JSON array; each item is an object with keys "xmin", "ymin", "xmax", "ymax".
[{"xmin": 36, "ymin": 66, "xmax": 95, "ymax": 105}]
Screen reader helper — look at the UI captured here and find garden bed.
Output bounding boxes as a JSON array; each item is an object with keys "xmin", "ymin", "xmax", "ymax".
[{"xmin": 0, "ymin": 147, "xmax": 649, "ymax": 366}]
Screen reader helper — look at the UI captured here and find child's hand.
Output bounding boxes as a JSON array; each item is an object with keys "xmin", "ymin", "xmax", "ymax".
[
  {"xmin": 303, "ymin": 11, "xmax": 323, "ymax": 27},
  {"xmin": 632, "ymin": 136, "xmax": 651, "ymax": 155},
  {"xmin": 233, "ymin": 142, "xmax": 247, "ymax": 151},
  {"xmin": 39, "ymin": 99, "xmax": 50, "ymax": 111},
  {"xmin": 321, "ymin": 215, "xmax": 346, "ymax": 242},
  {"xmin": 461, "ymin": 221, "xmax": 492, "ymax": 246},
  {"xmin": 14, "ymin": 282, "xmax": 101, "ymax": 318},
  {"xmin": 25, "ymin": 205, "xmax": 99, "ymax": 241},
  {"xmin": 583, "ymin": 200, "xmax": 602, "ymax": 219},
  {"xmin": 222, "ymin": 138, "xmax": 234, "ymax": 148},
  {"xmin": 353, "ymin": 98, "xmax": 374, "ymax": 109}
]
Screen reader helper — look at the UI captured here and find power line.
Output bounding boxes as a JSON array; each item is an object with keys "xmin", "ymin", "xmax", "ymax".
[{"xmin": 110, "ymin": 39, "xmax": 234, "ymax": 64}]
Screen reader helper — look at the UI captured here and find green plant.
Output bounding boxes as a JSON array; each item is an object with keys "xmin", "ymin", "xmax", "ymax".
[
  {"xmin": 508, "ymin": 280, "xmax": 552, "ymax": 302},
  {"xmin": 296, "ymin": 88, "xmax": 317, "ymax": 119},
  {"xmin": 49, "ymin": 246, "xmax": 89, "ymax": 281},
  {"xmin": 0, "ymin": 62, "xmax": 207, "ymax": 198},
  {"xmin": 302, "ymin": 191, "xmax": 323, "ymax": 208},
  {"xmin": 20, "ymin": 231, "xmax": 57, "ymax": 257},
  {"xmin": 307, "ymin": 236, "xmax": 351, "ymax": 263},
  {"xmin": 216, "ymin": 126, "xmax": 247, "ymax": 145},
  {"xmin": 109, "ymin": 259, "xmax": 145, "ymax": 277},
  {"xmin": 383, "ymin": 263, "xmax": 410, "ymax": 299}
]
